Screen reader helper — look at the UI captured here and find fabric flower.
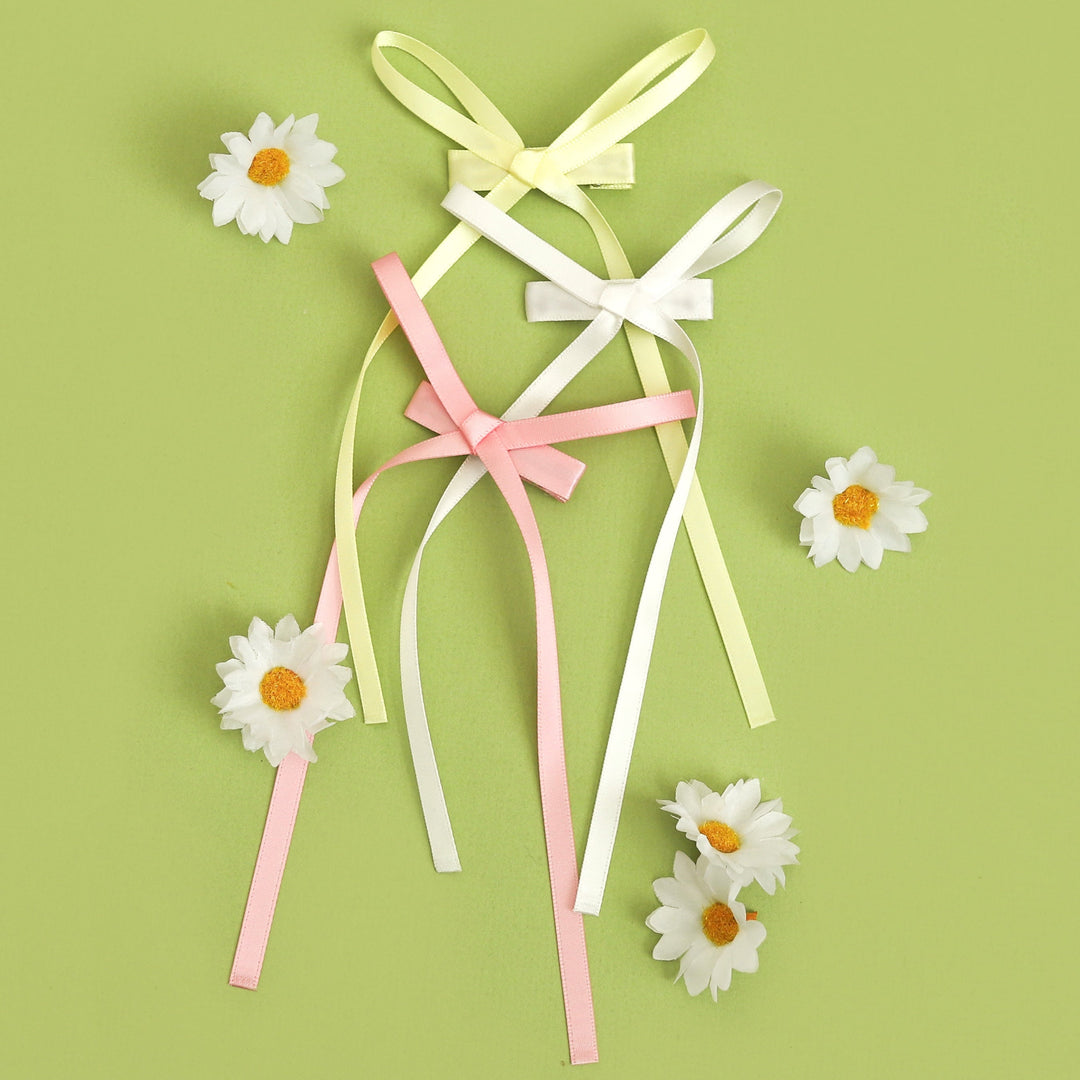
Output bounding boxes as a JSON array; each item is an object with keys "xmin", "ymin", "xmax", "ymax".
[
  {"xmin": 659, "ymin": 779, "xmax": 798, "ymax": 894},
  {"xmin": 647, "ymin": 851, "xmax": 766, "ymax": 999},
  {"xmin": 212, "ymin": 615, "xmax": 354, "ymax": 765},
  {"xmin": 197, "ymin": 113, "xmax": 345, "ymax": 243},
  {"xmin": 794, "ymin": 446, "xmax": 931, "ymax": 571}
]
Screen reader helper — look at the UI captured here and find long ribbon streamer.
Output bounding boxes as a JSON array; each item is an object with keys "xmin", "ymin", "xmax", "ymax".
[
  {"xmin": 412, "ymin": 182, "xmax": 782, "ymax": 915},
  {"xmin": 361, "ymin": 253, "xmax": 695, "ymax": 1063},
  {"xmin": 228, "ymin": 27, "xmax": 713, "ymax": 1002}
]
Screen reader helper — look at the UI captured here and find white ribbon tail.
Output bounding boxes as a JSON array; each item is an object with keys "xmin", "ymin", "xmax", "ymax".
[
  {"xmin": 399, "ymin": 316, "xmax": 624, "ymax": 872},
  {"xmin": 574, "ymin": 315, "xmax": 703, "ymax": 915}
]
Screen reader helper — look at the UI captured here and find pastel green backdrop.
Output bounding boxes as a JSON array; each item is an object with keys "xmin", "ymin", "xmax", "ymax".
[{"xmin": 2, "ymin": 0, "xmax": 1076, "ymax": 1076}]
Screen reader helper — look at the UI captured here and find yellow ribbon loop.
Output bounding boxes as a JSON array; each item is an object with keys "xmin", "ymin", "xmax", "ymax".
[{"xmin": 336, "ymin": 29, "xmax": 774, "ymax": 735}]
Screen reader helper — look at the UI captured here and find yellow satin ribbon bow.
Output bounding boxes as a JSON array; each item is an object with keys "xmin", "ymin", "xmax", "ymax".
[{"xmin": 336, "ymin": 29, "xmax": 775, "ymax": 730}]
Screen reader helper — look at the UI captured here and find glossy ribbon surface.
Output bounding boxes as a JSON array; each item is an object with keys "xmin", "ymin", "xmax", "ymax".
[
  {"xmin": 229, "ymin": 27, "xmax": 714, "ymax": 1011},
  {"xmin": 360, "ymin": 253, "xmax": 695, "ymax": 1063},
  {"xmin": 337, "ymin": 30, "xmax": 716, "ymax": 731},
  {"xmin": 417, "ymin": 182, "xmax": 782, "ymax": 915}
]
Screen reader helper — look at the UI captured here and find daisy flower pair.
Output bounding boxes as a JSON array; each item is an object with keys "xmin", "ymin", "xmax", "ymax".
[{"xmin": 647, "ymin": 778, "xmax": 798, "ymax": 999}]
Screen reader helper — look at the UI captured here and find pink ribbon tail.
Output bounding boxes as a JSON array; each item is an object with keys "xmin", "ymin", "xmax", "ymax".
[{"xmin": 228, "ymin": 252, "xmax": 694, "ymax": 1066}]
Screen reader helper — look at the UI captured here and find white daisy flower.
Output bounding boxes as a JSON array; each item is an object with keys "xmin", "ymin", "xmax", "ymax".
[
  {"xmin": 212, "ymin": 615, "xmax": 354, "ymax": 766},
  {"xmin": 659, "ymin": 779, "xmax": 798, "ymax": 895},
  {"xmin": 197, "ymin": 113, "xmax": 345, "ymax": 243},
  {"xmin": 646, "ymin": 851, "xmax": 766, "ymax": 999},
  {"xmin": 794, "ymin": 446, "xmax": 931, "ymax": 572}
]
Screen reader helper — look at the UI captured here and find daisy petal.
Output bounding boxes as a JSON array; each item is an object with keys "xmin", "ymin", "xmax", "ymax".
[
  {"xmin": 824, "ymin": 457, "xmax": 851, "ymax": 491},
  {"xmin": 248, "ymin": 112, "xmax": 275, "ymax": 148},
  {"xmin": 846, "ymin": 446, "xmax": 878, "ymax": 481},
  {"xmin": 857, "ymin": 528, "xmax": 884, "ymax": 569},
  {"xmin": 878, "ymin": 501, "xmax": 928, "ymax": 534},
  {"xmin": 837, "ymin": 528, "xmax": 861, "ymax": 572},
  {"xmin": 794, "ymin": 488, "xmax": 829, "ymax": 516}
]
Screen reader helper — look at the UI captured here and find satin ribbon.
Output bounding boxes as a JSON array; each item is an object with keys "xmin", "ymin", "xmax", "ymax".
[
  {"xmin": 337, "ymin": 29, "xmax": 719, "ymax": 732},
  {"xmin": 228, "ymin": 27, "xmax": 713, "ymax": 1004},
  {"xmin": 361, "ymin": 253, "xmax": 695, "ymax": 1063},
  {"xmin": 400, "ymin": 181, "xmax": 781, "ymax": 916}
]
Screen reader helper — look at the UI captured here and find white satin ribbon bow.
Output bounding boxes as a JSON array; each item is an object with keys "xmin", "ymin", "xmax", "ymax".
[{"xmin": 401, "ymin": 180, "xmax": 781, "ymax": 912}]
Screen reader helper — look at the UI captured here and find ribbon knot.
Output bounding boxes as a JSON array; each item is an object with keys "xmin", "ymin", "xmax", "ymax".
[
  {"xmin": 459, "ymin": 407, "xmax": 502, "ymax": 452},
  {"xmin": 597, "ymin": 279, "xmax": 643, "ymax": 320},
  {"xmin": 507, "ymin": 147, "xmax": 552, "ymax": 189}
]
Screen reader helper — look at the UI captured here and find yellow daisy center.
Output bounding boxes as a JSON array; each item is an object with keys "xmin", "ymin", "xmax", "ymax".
[
  {"xmin": 259, "ymin": 667, "xmax": 306, "ymax": 710},
  {"xmin": 248, "ymin": 147, "xmax": 291, "ymax": 186},
  {"xmin": 699, "ymin": 820, "xmax": 740, "ymax": 854},
  {"xmin": 832, "ymin": 484, "xmax": 879, "ymax": 529},
  {"xmin": 702, "ymin": 902, "xmax": 739, "ymax": 947}
]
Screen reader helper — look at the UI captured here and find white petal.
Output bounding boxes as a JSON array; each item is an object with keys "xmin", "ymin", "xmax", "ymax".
[
  {"xmin": 837, "ymin": 529, "xmax": 861, "ymax": 572},
  {"xmin": 708, "ymin": 953, "xmax": 734, "ymax": 997},
  {"xmin": 811, "ymin": 521, "xmax": 841, "ymax": 566},
  {"xmin": 282, "ymin": 169, "xmax": 330, "ymax": 209},
  {"xmin": 846, "ymin": 446, "xmax": 878, "ymax": 481},
  {"xmin": 877, "ymin": 501, "xmax": 928, "ymax": 534},
  {"xmin": 287, "ymin": 135, "xmax": 337, "ymax": 167},
  {"xmin": 857, "ymin": 528, "xmax": 884, "ymax": 569},
  {"xmin": 238, "ymin": 191, "xmax": 267, "ymax": 238},
  {"xmin": 308, "ymin": 161, "xmax": 345, "ymax": 188},
  {"xmin": 247, "ymin": 112, "xmax": 275, "ymax": 148},
  {"xmin": 271, "ymin": 211, "xmax": 293, "ymax": 244},
  {"xmin": 273, "ymin": 114, "xmax": 296, "ymax": 141},
  {"xmin": 902, "ymin": 485, "xmax": 932, "ymax": 506},
  {"xmin": 275, "ymin": 181, "xmax": 324, "ymax": 224},
  {"xmin": 701, "ymin": 862, "xmax": 740, "ymax": 902},
  {"xmin": 197, "ymin": 174, "xmax": 233, "ymax": 200},
  {"xmin": 646, "ymin": 906, "xmax": 698, "ymax": 935},
  {"xmin": 794, "ymin": 488, "xmax": 829, "ymax": 516},
  {"xmin": 653, "ymin": 876, "xmax": 694, "ymax": 910},
  {"xmin": 681, "ymin": 942, "xmax": 716, "ymax": 997},
  {"xmin": 723, "ymin": 778, "xmax": 762, "ymax": 823},
  {"xmin": 223, "ymin": 134, "xmax": 254, "ymax": 168},
  {"xmin": 211, "ymin": 185, "xmax": 246, "ymax": 227},
  {"xmin": 291, "ymin": 113, "xmax": 319, "ymax": 138},
  {"xmin": 863, "ymin": 462, "xmax": 895, "ymax": 491},
  {"xmin": 209, "ymin": 153, "xmax": 243, "ymax": 174},
  {"xmin": 870, "ymin": 515, "xmax": 911, "ymax": 552},
  {"xmin": 652, "ymin": 928, "xmax": 696, "ymax": 962},
  {"xmin": 824, "ymin": 457, "xmax": 851, "ymax": 491},
  {"xmin": 799, "ymin": 517, "xmax": 814, "ymax": 544},
  {"xmin": 812, "ymin": 511, "xmax": 838, "ymax": 544}
]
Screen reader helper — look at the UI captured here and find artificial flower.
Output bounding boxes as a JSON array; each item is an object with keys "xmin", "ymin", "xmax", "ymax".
[
  {"xmin": 659, "ymin": 778, "xmax": 798, "ymax": 894},
  {"xmin": 212, "ymin": 615, "xmax": 354, "ymax": 766},
  {"xmin": 794, "ymin": 446, "xmax": 931, "ymax": 571},
  {"xmin": 646, "ymin": 851, "xmax": 766, "ymax": 999},
  {"xmin": 197, "ymin": 113, "xmax": 345, "ymax": 243}
]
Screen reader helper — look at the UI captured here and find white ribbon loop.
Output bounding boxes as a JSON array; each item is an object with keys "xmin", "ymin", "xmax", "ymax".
[
  {"xmin": 526, "ymin": 278, "xmax": 712, "ymax": 322},
  {"xmin": 441, "ymin": 180, "xmax": 782, "ymax": 915}
]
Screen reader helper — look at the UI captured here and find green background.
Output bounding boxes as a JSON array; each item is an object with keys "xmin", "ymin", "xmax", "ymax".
[{"xmin": 3, "ymin": 1, "xmax": 1077, "ymax": 1076}]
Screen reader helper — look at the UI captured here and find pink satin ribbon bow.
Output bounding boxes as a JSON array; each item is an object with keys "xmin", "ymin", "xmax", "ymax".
[{"xmin": 230, "ymin": 252, "xmax": 695, "ymax": 1065}]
